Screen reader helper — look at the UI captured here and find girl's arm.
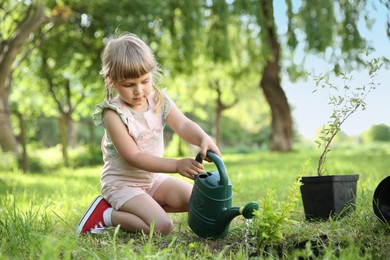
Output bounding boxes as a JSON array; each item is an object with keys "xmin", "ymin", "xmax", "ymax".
[
  {"xmin": 166, "ymin": 102, "xmax": 221, "ymax": 159},
  {"xmin": 103, "ymin": 109, "xmax": 203, "ymax": 179}
]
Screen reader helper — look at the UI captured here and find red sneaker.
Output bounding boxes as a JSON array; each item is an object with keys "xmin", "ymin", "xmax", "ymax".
[{"xmin": 76, "ymin": 196, "xmax": 111, "ymax": 236}]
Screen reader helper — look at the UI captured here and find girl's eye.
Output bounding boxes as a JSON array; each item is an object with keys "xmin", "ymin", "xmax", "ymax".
[{"xmin": 121, "ymin": 77, "xmax": 150, "ymax": 87}]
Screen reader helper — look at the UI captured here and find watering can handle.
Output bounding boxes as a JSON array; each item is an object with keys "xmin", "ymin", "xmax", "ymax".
[{"xmin": 195, "ymin": 150, "xmax": 229, "ymax": 186}]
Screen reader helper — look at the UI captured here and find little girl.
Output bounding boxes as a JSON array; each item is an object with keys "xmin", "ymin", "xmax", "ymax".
[{"xmin": 76, "ymin": 33, "xmax": 221, "ymax": 235}]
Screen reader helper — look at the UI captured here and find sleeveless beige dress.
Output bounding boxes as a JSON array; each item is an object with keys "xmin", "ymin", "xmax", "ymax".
[{"xmin": 93, "ymin": 92, "xmax": 172, "ymax": 210}]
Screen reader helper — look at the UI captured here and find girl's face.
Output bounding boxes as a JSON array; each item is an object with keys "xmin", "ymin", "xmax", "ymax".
[{"xmin": 113, "ymin": 72, "xmax": 153, "ymax": 111}]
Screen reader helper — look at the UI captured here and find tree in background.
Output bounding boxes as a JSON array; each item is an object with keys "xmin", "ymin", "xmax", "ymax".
[
  {"xmin": 2, "ymin": 0, "xmax": 390, "ymax": 171},
  {"xmin": 233, "ymin": 0, "xmax": 389, "ymax": 151},
  {"xmin": 0, "ymin": 1, "xmax": 70, "ymax": 170},
  {"xmin": 365, "ymin": 124, "xmax": 390, "ymax": 142},
  {"xmin": 2, "ymin": 0, "xmax": 168, "ymax": 168},
  {"xmin": 0, "ymin": 2, "xmax": 46, "ymax": 157},
  {"xmin": 35, "ymin": 5, "xmax": 104, "ymax": 166},
  {"xmin": 156, "ymin": 0, "xmax": 390, "ymax": 152},
  {"xmin": 160, "ymin": 0, "xmax": 263, "ymax": 148}
]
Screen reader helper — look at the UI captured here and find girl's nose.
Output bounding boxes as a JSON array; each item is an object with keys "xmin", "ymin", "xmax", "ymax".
[{"xmin": 134, "ymin": 84, "xmax": 142, "ymax": 94}]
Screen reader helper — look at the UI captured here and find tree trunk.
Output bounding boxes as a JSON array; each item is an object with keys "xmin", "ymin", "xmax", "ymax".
[
  {"xmin": 0, "ymin": 73, "xmax": 19, "ymax": 155},
  {"xmin": 16, "ymin": 112, "xmax": 29, "ymax": 173},
  {"xmin": 58, "ymin": 116, "xmax": 69, "ymax": 166},
  {"xmin": 259, "ymin": 0, "xmax": 293, "ymax": 151},
  {"xmin": 215, "ymin": 98, "xmax": 223, "ymax": 147},
  {"xmin": 212, "ymin": 80, "xmax": 238, "ymax": 147},
  {"xmin": 0, "ymin": 3, "xmax": 48, "ymax": 156},
  {"xmin": 68, "ymin": 115, "xmax": 77, "ymax": 148},
  {"xmin": 178, "ymin": 138, "xmax": 185, "ymax": 157},
  {"xmin": 88, "ymin": 119, "xmax": 95, "ymax": 148},
  {"xmin": 261, "ymin": 63, "xmax": 293, "ymax": 151}
]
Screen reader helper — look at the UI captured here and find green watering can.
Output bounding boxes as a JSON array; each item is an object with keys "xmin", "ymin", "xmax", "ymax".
[{"xmin": 188, "ymin": 151, "xmax": 259, "ymax": 239}]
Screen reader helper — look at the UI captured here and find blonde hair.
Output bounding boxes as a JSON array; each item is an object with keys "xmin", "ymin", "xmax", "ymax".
[{"xmin": 100, "ymin": 33, "xmax": 165, "ymax": 111}]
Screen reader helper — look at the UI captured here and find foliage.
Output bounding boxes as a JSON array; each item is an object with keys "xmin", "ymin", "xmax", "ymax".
[
  {"xmin": 68, "ymin": 145, "xmax": 103, "ymax": 167},
  {"xmin": 2, "ymin": 0, "xmax": 389, "ymax": 160},
  {"xmin": 0, "ymin": 150, "xmax": 18, "ymax": 172},
  {"xmin": 19, "ymin": 144, "xmax": 103, "ymax": 173},
  {"xmin": 364, "ymin": 124, "xmax": 390, "ymax": 142},
  {"xmin": 164, "ymin": 134, "xmax": 190, "ymax": 157},
  {"xmin": 249, "ymin": 162, "xmax": 305, "ymax": 256},
  {"xmin": 313, "ymin": 55, "xmax": 383, "ymax": 176},
  {"xmin": 27, "ymin": 145, "xmax": 65, "ymax": 173}
]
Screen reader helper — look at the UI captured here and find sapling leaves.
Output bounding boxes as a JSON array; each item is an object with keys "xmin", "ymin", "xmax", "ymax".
[
  {"xmin": 313, "ymin": 55, "xmax": 383, "ymax": 176},
  {"xmin": 249, "ymin": 164, "xmax": 305, "ymax": 255}
]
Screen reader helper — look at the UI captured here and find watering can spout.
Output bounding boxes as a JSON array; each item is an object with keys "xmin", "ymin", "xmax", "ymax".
[
  {"xmin": 215, "ymin": 202, "xmax": 259, "ymax": 234},
  {"xmin": 241, "ymin": 201, "xmax": 260, "ymax": 219}
]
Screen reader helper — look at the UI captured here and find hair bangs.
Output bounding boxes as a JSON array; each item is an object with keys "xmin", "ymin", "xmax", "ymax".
[{"xmin": 110, "ymin": 39, "xmax": 155, "ymax": 82}]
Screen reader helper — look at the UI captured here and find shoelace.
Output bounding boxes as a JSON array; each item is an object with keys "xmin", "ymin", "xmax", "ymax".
[{"xmin": 89, "ymin": 221, "xmax": 107, "ymax": 234}]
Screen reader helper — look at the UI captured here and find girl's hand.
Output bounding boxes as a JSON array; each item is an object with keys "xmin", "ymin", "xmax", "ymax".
[
  {"xmin": 200, "ymin": 137, "xmax": 221, "ymax": 162},
  {"xmin": 176, "ymin": 159, "xmax": 204, "ymax": 179}
]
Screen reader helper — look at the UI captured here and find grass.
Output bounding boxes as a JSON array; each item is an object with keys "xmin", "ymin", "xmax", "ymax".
[{"xmin": 0, "ymin": 145, "xmax": 390, "ymax": 259}]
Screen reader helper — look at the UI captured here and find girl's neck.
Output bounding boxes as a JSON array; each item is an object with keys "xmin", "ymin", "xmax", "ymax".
[{"xmin": 126, "ymin": 99, "xmax": 150, "ymax": 113}]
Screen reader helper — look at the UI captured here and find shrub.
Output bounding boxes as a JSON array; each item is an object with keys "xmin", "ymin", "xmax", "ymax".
[
  {"xmin": 0, "ymin": 150, "xmax": 18, "ymax": 172},
  {"xmin": 68, "ymin": 144, "xmax": 103, "ymax": 167},
  {"xmin": 366, "ymin": 124, "xmax": 390, "ymax": 142}
]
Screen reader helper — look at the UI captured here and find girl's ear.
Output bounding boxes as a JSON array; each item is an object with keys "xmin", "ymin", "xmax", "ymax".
[{"xmin": 105, "ymin": 77, "xmax": 114, "ymax": 88}]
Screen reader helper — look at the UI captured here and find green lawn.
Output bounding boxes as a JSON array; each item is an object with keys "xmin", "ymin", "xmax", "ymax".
[{"xmin": 1, "ymin": 146, "xmax": 389, "ymax": 259}]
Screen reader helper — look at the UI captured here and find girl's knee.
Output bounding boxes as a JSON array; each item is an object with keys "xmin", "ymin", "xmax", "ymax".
[{"xmin": 153, "ymin": 217, "xmax": 173, "ymax": 235}]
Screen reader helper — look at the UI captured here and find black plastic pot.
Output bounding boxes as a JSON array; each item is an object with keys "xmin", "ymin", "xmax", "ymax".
[
  {"xmin": 300, "ymin": 174, "xmax": 359, "ymax": 221},
  {"xmin": 373, "ymin": 176, "xmax": 390, "ymax": 224}
]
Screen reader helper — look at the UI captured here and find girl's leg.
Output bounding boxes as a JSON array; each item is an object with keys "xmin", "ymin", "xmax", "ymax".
[
  {"xmin": 152, "ymin": 177, "xmax": 193, "ymax": 212},
  {"xmin": 111, "ymin": 194, "xmax": 173, "ymax": 235}
]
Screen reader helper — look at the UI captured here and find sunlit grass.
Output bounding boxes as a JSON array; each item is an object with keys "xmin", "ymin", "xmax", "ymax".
[{"xmin": 0, "ymin": 145, "xmax": 390, "ymax": 258}]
